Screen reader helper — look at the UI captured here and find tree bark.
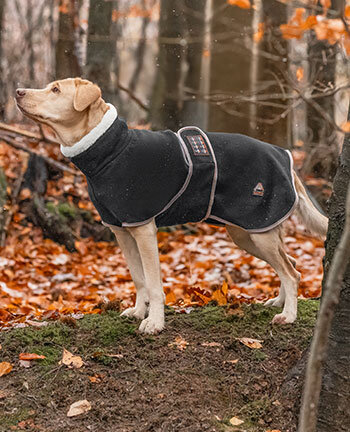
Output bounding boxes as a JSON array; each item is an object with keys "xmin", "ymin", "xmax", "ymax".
[
  {"xmin": 149, "ymin": 0, "xmax": 187, "ymax": 130},
  {"xmin": 315, "ymin": 108, "xmax": 350, "ymax": 431},
  {"xmin": 56, "ymin": 0, "xmax": 81, "ymax": 79},
  {"xmin": 0, "ymin": 0, "xmax": 6, "ymax": 117},
  {"xmin": 85, "ymin": 0, "xmax": 114, "ymax": 103}
]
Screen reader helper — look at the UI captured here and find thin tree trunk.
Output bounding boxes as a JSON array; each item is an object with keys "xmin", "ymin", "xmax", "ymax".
[
  {"xmin": 56, "ymin": 0, "xmax": 81, "ymax": 79},
  {"xmin": 299, "ymin": 182, "xmax": 350, "ymax": 432},
  {"xmin": 129, "ymin": 0, "xmax": 150, "ymax": 93},
  {"xmin": 0, "ymin": 0, "xmax": 6, "ymax": 117},
  {"xmin": 314, "ymin": 105, "xmax": 350, "ymax": 431},
  {"xmin": 85, "ymin": 0, "xmax": 114, "ymax": 103},
  {"xmin": 181, "ymin": 0, "xmax": 210, "ymax": 129},
  {"xmin": 149, "ymin": 0, "xmax": 187, "ymax": 130}
]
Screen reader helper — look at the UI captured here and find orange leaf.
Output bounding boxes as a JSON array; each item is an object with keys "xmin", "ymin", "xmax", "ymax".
[
  {"xmin": 345, "ymin": 5, "xmax": 350, "ymax": 19},
  {"xmin": 238, "ymin": 337, "xmax": 263, "ymax": 349},
  {"xmin": 168, "ymin": 336, "xmax": 189, "ymax": 351},
  {"xmin": 0, "ymin": 361, "xmax": 13, "ymax": 376},
  {"xmin": 296, "ymin": 67, "xmax": 304, "ymax": 82},
  {"xmin": 341, "ymin": 121, "xmax": 350, "ymax": 132},
  {"xmin": 19, "ymin": 353, "xmax": 46, "ymax": 361},
  {"xmin": 253, "ymin": 23, "xmax": 264, "ymax": 43},
  {"xmin": 211, "ymin": 281, "xmax": 228, "ymax": 306},
  {"xmin": 165, "ymin": 291, "xmax": 177, "ymax": 305},
  {"xmin": 227, "ymin": 0, "xmax": 251, "ymax": 9}
]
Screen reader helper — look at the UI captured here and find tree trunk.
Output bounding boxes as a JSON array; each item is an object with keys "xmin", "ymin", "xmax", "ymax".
[
  {"xmin": 55, "ymin": 0, "xmax": 81, "ymax": 79},
  {"xmin": 208, "ymin": 1, "xmax": 253, "ymax": 133},
  {"xmin": 316, "ymin": 109, "xmax": 350, "ymax": 431},
  {"xmin": 149, "ymin": 0, "xmax": 187, "ymax": 130},
  {"xmin": 254, "ymin": 0, "xmax": 288, "ymax": 145},
  {"xmin": 85, "ymin": 0, "xmax": 114, "ymax": 103},
  {"xmin": 0, "ymin": 0, "xmax": 6, "ymax": 117}
]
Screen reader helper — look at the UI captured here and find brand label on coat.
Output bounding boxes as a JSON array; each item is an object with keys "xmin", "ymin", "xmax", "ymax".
[
  {"xmin": 253, "ymin": 182, "xmax": 265, "ymax": 196},
  {"xmin": 186, "ymin": 135, "xmax": 209, "ymax": 156}
]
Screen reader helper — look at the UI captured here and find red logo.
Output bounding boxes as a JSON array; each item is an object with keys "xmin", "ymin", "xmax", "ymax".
[{"xmin": 253, "ymin": 182, "xmax": 264, "ymax": 196}]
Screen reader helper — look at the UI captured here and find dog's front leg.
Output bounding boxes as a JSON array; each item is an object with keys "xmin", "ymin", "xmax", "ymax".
[
  {"xmin": 111, "ymin": 227, "xmax": 149, "ymax": 320},
  {"xmin": 127, "ymin": 219, "xmax": 165, "ymax": 334}
]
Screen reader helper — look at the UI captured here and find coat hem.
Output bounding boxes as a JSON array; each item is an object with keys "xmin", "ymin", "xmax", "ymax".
[{"xmin": 208, "ymin": 150, "xmax": 299, "ymax": 233}]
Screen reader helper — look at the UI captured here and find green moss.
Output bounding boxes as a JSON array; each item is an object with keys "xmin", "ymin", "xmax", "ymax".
[
  {"xmin": 0, "ymin": 407, "xmax": 32, "ymax": 430},
  {"xmin": 240, "ymin": 397, "xmax": 272, "ymax": 424},
  {"xmin": 78, "ymin": 311, "xmax": 136, "ymax": 347}
]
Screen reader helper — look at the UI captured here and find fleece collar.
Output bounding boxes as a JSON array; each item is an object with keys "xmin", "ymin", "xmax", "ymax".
[{"xmin": 60, "ymin": 103, "xmax": 118, "ymax": 158}]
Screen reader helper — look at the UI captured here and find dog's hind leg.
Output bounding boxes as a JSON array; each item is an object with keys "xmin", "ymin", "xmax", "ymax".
[
  {"xmin": 110, "ymin": 227, "xmax": 149, "ymax": 320},
  {"xmin": 226, "ymin": 225, "xmax": 300, "ymax": 323}
]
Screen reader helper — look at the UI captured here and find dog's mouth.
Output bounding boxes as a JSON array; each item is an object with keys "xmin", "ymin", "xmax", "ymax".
[{"xmin": 15, "ymin": 100, "xmax": 46, "ymax": 121}]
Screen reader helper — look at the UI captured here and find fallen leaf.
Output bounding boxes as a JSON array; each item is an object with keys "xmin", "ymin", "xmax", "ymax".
[
  {"xmin": 201, "ymin": 342, "xmax": 222, "ymax": 347},
  {"xmin": 238, "ymin": 337, "xmax": 263, "ymax": 349},
  {"xmin": 227, "ymin": 0, "xmax": 251, "ymax": 9},
  {"xmin": 230, "ymin": 416, "xmax": 244, "ymax": 425},
  {"xmin": 0, "ymin": 361, "xmax": 13, "ymax": 377},
  {"xmin": 168, "ymin": 336, "xmax": 189, "ymax": 351},
  {"xmin": 67, "ymin": 399, "xmax": 91, "ymax": 417},
  {"xmin": 19, "ymin": 353, "xmax": 46, "ymax": 361},
  {"xmin": 296, "ymin": 67, "xmax": 304, "ymax": 81},
  {"xmin": 211, "ymin": 281, "xmax": 228, "ymax": 306},
  {"xmin": 59, "ymin": 348, "xmax": 83, "ymax": 369},
  {"xmin": 19, "ymin": 360, "xmax": 32, "ymax": 368},
  {"xmin": 225, "ymin": 359, "xmax": 239, "ymax": 364}
]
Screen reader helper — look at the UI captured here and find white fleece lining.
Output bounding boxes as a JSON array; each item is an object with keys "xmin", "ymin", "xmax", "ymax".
[
  {"xmin": 208, "ymin": 150, "xmax": 299, "ymax": 232},
  {"xmin": 60, "ymin": 103, "xmax": 118, "ymax": 158}
]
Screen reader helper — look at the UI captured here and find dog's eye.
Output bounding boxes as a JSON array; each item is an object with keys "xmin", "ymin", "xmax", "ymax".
[{"xmin": 51, "ymin": 86, "xmax": 60, "ymax": 94}]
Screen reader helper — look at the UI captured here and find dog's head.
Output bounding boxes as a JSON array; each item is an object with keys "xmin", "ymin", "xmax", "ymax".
[{"xmin": 15, "ymin": 78, "xmax": 108, "ymax": 146}]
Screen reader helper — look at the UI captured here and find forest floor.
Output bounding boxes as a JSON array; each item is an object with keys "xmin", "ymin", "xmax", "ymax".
[{"xmin": 0, "ymin": 300, "xmax": 318, "ymax": 432}]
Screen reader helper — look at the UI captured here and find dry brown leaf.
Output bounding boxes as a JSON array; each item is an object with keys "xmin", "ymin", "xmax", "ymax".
[
  {"xmin": 296, "ymin": 67, "xmax": 304, "ymax": 82},
  {"xmin": 0, "ymin": 361, "xmax": 13, "ymax": 377},
  {"xmin": 59, "ymin": 348, "xmax": 83, "ymax": 369},
  {"xmin": 168, "ymin": 336, "xmax": 189, "ymax": 351},
  {"xmin": 201, "ymin": 342, "xmax": 222, "ymax": 347},
  {"xmin": 211, "ymin": 281, "xmax": 228, "ymax": 306},
  {"xmin": 227, "ymin": 0, "xmax": 251, "ymax": 9},
  {"xmin": 229, "ymin": 416, "xmax": 244, "ymax": 425},
  {"xmin": 67, "ymin": 399, "xmax": 91, "ymax": 417},
  {"xmin": 225, "ymin": 359, "xmax": 239, "ymax": 364},
  {"xmin": 238, "ymin": 337, "xmax": 263, "ymax": 349},
  {"xmin": 19, "ymin": 353, "xmax": 46, "ymax": 361},
  {"xmin": 19, "ymin": 360, "xmax": 32, "ymax": 368}
]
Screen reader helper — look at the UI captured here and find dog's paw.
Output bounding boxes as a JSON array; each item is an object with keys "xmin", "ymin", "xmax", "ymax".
[
  {"xmin": 139, "ymin": 316, "xmax": 164, "ymax": 334},
  {"xmin": 271, "ymin": 312, "xmax": 296, "ymax": 324},
  {"xmin": 264, "ymin": 296, "xmax": 284, "ymax": 308},
  {"xmin": 121, "ymin": 306, "xmax": 146, "ymax": 320}
]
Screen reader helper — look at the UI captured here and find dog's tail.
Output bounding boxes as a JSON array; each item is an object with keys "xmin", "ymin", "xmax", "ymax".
[{"xmin": 293, "ymin": 173, "xmax": 328, "ymax": 239}]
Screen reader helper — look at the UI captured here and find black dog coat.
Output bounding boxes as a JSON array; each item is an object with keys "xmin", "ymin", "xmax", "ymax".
[{"xmin": 61, "ymin": 104, "xmax": 298, "ymax": 232}]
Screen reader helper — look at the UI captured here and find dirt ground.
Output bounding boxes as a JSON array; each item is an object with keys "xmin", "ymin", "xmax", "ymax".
[{"xmin": 0, "ymin": 301, "xmax": 319, "ymax": 432}]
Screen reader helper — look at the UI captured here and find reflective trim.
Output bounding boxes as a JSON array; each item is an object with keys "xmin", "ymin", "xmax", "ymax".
[
  {"xmin": 208, "ymin": 150, "xmax": 299, "ymax": 233},
  {"xmin": 120, "ymin": 133, "xmax": 193, "ymax": 228},
  {"xmin": 176, "ymin": 126, "xmax": 218, "ymax": 222}
]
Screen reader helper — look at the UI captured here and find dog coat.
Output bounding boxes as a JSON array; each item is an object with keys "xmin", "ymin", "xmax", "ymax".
[{"xmin": 61, "ymin": 104, "xmax": 298, "ymax": 232}]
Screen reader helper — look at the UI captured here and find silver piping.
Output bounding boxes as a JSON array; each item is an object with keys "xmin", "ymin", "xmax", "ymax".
[
  {"xmin": 208, "ymin": 149, "xmax": 299, "ymax": 233},
  {"xmin": 176, "ymin": 126, "xmax": 218, "ymax": 222},
  {"xmin": 120, "ymin": 134, "xmax": 194, "ymax": 228}
]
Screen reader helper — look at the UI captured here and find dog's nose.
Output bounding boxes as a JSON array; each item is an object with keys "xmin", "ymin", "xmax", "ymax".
[{"xmin": 16, "ymin": 89, "xmax": 26, "ymax": 98}]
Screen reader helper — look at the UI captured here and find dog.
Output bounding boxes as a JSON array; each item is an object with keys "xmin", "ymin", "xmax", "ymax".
[{"xmin": 15, "ymin": 78, "xmax": 328, "ymax": 334}]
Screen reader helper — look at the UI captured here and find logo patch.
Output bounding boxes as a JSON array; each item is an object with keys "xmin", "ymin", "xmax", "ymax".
[
  {"xmin": 253, "ymin": 182, "xmax": 264, "ymax": 196},
  {"xmin": 186, "ymin": 135, "xmax": 209, "ymax": 156}
]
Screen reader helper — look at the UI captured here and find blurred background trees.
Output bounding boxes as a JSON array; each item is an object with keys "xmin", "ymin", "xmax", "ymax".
[{"xmin": 0, "ymin": 0, "xmax": 348, "ymax": 194}]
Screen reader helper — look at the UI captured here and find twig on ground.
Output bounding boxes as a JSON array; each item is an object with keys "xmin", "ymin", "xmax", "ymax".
[
  {"xmin": 0, "ymin": 133, "xmax": 77, "ymax": 175},
  {"xmin": 298, "ymin": 183, "xmax": 350, "ymax": 432}
]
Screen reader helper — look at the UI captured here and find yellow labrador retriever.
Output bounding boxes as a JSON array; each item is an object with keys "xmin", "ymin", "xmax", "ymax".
[{"xmin": 15, "ymin": 78, "xmax": 328, "ymax": 334}]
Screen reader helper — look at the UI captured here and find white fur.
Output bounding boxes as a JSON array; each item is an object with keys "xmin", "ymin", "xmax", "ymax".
[{"xmin": 60, "ymin": 103, "xmax": 118, "ymax": 158}]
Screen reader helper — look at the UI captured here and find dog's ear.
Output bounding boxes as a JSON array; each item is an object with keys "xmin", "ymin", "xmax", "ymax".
[{"xmin": 73, "ymin": 80, "xmax": 101, "ymax": 112}]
